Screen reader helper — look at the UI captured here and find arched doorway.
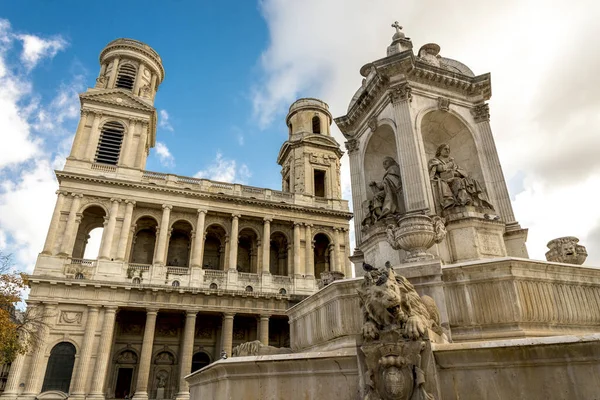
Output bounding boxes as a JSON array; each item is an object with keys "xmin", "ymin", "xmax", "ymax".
[
  {"xmin": 269, "ymin": 232, "xmax": 288, "ymax": 276},
  {"xmin": 237, "ymin": 228, "xmax": 259, "ymax": 273},
  {"xmin": 113, "ymin": 349, "xmax": 138, "ymax": 399},
  {"xmin": 130, "ymin": 217, "xmax": 159, "ymax": 265},
  {"xmin": 313, "ymin": 233, "xmax": 331, "ymax": 279},
  {"xmin": 203, "ymin": 224, "xmax": 227, "ymax": 270},
  {"xmin": 72, "ymin": 206, "xmax": 106, "ymax": 259},
  {"xmin": 166, "ymin": 220, "xmax": 193, "ymax": 267},
  {"xmin": 41, "ymin": 342, "xmax": 76, "ymax": 393},
  {"xmin": 191, "ymin": 352, "xmax": 211, "ymax": 372}
]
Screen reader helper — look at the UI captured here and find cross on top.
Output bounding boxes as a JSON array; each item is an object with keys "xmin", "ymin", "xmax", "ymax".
[{"xmin": 391, "ymin": 21, "xmax": 403, "ymax": 35}]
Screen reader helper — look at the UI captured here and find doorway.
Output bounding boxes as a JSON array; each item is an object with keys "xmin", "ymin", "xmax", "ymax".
[{"xmin": 115, "ymin": 368, "xmax": 134, "ymax": 399}]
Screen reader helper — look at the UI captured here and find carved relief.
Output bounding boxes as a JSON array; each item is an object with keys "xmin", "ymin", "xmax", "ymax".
[
  {"xmin": 545, "ymin": 237, "xmax": 588, "ymax": 265},
  {"xmin": 345, "ymin": 139, "xmax": 359, "ymax": 154},
  {"xmin": 116, "ymin": 350, "xmax": 138, "ymax": 364},
  {"xmin": 437, "ymin": 96, "xmax": 450, "ymax": 111},
  {"xmin": 59, "ymin": 311, "xmax": 83, "ymax": 325},
  {"xmin": 368, "ymin": 116, "xmax": 378, "ymax": 132},
  {"xmin": 156, "ymin": 321, "xmax": 178, "ymax": 337},
  {"xmin": 471, "ymin": 103, "xmax": 490, "ymax": 123},
  {"xmin": 155, "ymin": 351, "xmax": 175, "ymax": 365},
  {"xmin": 121, "ymin": 323, "xmax": 143, "ymax": 335}
]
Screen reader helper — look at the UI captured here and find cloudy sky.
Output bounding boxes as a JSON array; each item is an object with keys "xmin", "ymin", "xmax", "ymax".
[{"xmin": 1, "ymin": 0, "xmax": 599, "ymax": 273}]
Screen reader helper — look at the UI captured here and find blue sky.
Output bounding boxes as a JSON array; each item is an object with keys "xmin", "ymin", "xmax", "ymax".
[{"xmin": 1, "ymin": 0, "xmax": 600, "ymax": 273}]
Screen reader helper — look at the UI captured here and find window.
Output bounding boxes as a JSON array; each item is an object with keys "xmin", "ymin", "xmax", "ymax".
[
  {"xmin": 314, "ymin": 170, "xmax": 326, "ymax": 197},
  {"xmin": 42, "ymin": 342, "xmax": 76, "ymax": 393},
  {"xmin": 172, "ymin": 280, "xmax": 180, "ymax": 287},
  {"xmin": 288, "ymin": 123, "xmax": 293, "ymax": 135},
  {"xmin": 95, "ymin": 121, "xmax": 124, "ymax": 165},
  {"xmin": 312, "ymin": 116, "xmax": 321, "ymax": 134},
  {"xmin": 115, "ymin": 63, "xmax": 137, "ymax": 90},
  {"xmin": 132, "ymin": 277, "xmax": 141, "ymax": 285},
  {"xmin": 245, "ymin": 285, "xmax": 253, "ymax": 292},
  {"xmin": 209, "ymin": 283, "xmax": 218, "ymax": 290},
  {"xmin": 279, "ymin": 288, "xmax": 287, "ymax": 295},
  {"xmin": 74, "ymin": 272, "xmax": 84, "ymax": 280}
]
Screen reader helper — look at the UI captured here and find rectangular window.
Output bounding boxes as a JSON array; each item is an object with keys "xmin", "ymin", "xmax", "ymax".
[{"xmin": 314, "ymin": 170, "xmax": 326, "ymax": 197}]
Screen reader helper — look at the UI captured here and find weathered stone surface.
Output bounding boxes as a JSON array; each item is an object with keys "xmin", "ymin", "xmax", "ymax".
[{"xmin": 545, "ymin": 236, "xmax": 587, "ymax": 265}]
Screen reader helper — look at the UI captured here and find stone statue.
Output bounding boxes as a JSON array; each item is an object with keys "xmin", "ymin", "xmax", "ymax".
[
  {"xmin": 428, "ymin": 143, "xmax": 493, "ymax": 211},
  {"xmin": 156, "ymin": 372, "xmax": 167, "ymax": 388},
  {"xmin": 364, "ymin": 157, "xmax": 403, "ymax": 224},
  {"xmin": 545, "ymin": 236, "xmax": 587, "ymax": 265},
  {"xmin": 95, "ymin": 75, "xmax": 107, "ymax": 88},
  {"xmin": 357, "ymin": 263, "xmax": 442, "ymax": 340},
  {"xmin": 232, "ymin": 340, "xmax": 292, "ymax": 357},
  {"xmin": 141, "ymin": 83, "xmax": 152, "ymax": 98},
  {"xmin": 357, "ymin": 262, "xmax": 444, "ymax": 400}
]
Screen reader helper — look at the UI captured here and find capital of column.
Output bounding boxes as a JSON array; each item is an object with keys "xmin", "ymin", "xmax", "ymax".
[
  {"xmin": 88, "ymin": 305, "xmax": 101, "ymax": 312},
  {"xmin": 162, "ymin": 204, "xmax": 173, "ymax": 211},
  {"xmin": 304, "ymin": 223, "xmax": 313, "ymax": 228},
  {"xmin": 389, "ymin": 83, "xmax": 412, "ymax": 104},
  {"xmin": 231, "ymin": 213, "xmax": 241, "ymax": 220},
  {"xmin": 222, "ymin": 312, "xmax": 235, "ymax": 320},
  {"xmin": 197, "ymin": 209, "xmax": 208, "ymax": 215},
  {"xmin": 259, "ymin": 314, "xmax": 271, "ymax": 321},
  {"xmin": 75, "ymin": 215, "xmax": 83, "ymax": 224},
  {"xmin": 125, "ymin": 200, "xmax": 137, "ymax": 206},
  {"xmin": 55, "ymin": 190, "xmax": 69, "ymax": 196},
  {"xmin": 186, "ymin": 310, "xmax": 199, "ymax": 318},
  {"xmin": 471, "ymin": 103, "xmax": 490, "ymax": 123},
  {"xmin": 345, "ymin": 139, "xmax": 359, "ymax": 154},
  {"xmin": 146, "ymin": 308, "xmax": 159, "ymax": 315},
  {"xmin": 80, "ymin": 109, "xmax": 90, "ymax": 118},
  {"xmin": 263, "ymin": 217, "xmax": 272, "ymax": 223},
  {"xmin": 71, "ymin": 193, "xmax": 84, "ymax": 199},
  {"xmin": 130, "ymin": 224, "xmax": 137, "ymax": 233},
  {"xmin": 104, "ymin": 305, "xmax": 118, "ymax": 313},
  {"xmin": 110, "ymin": 198, "xmax": 122, "ymax": 204},
  {"xmin": 293, "ymin": 222, "xmax": 302, "ymax": 228}
]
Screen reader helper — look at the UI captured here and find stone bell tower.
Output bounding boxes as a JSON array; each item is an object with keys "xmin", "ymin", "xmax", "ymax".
[
  {"xmin": 335, "ymin": 23, "xmax": 528, "ymax": 269},
  {"xmin": 64, "ymin": 38, "xmax": 165, "ymax": 173},
  {"xmin": 277, "ymin": 98, "xmax": 344, "ymax": 199}
]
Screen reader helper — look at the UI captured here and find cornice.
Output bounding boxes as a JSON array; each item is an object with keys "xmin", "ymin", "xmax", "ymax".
[
  {"xmin": 80, "ymin": 89, "xmax": 155, "ymax": 113},
  {"xmin": 55, "ymin": 171, "xmax": 353, "ymax": 219},
  {"xmin": 276, "ymin": 135, "xmax": 344, "ymax": 165}
]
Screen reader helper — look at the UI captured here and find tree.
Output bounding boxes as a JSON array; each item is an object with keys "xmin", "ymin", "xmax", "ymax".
[{"xmin": 0, "ymin": 251, "xmax": 47, "ymax": 365}]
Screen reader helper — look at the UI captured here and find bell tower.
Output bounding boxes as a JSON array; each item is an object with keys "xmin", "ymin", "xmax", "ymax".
[
  {"xmin": 277, "ymin": 98, "xmax": 344, "ymax": 199},
  {"xmin": 65, "ymin": 38, "xmax": 165, "ymax": 173}
]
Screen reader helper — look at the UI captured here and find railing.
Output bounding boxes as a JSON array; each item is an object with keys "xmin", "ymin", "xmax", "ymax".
[
  {"xmin": 271, "ymin": 190, "xmax": 293, "ymax": 200},
  {"xmin": 128, "ymin": 263, "xmax": 151, "ymax": 272},
  {"xmin": 167, "ymin": 266, "xmax": 190, "ymax": 275},
  {"xmin": 210, "ymin": 182, "xmax": 234, "ymax": 191},
  {"xmin": 177, "ymin": 176, "xmax": 202, "ymax": 185},
  {"xmin": 242, "ymin": 186, "xmax": 264, "ymax": 194},
  {"xmin": 91, "ymin": 163, "xmax": 117, "ymax": 173},
  {"xmin": 203, "ymin": 269, "xmax": 226, "ymax": 282},
  {"xmin": 142, "ymin": 171, "xmax": 168, "ymax": 180},
  {"xmin": 238, "ymin": 272, "xmax": 260, "ymax": 283},
  {"xmin": 70, "ymin": 258, "xmax": 97, "ymax": 266}
]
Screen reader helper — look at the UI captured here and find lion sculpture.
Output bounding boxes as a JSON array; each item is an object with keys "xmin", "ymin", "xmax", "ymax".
[
  {"xmin": 231, "ymin": 340, "xmax": 292, "ymax": 357},
  {"xmin": 357, "ymin": 263, "xmax": 443, "ymax": 340}
]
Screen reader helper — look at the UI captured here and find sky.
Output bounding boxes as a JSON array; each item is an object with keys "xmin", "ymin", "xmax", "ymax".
[{"xmin": 1, "ymin": 0, "xmax": 599, "ymax": 274}]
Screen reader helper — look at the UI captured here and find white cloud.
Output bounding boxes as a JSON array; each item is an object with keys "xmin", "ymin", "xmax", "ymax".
[
  {"xmin": 159, "ymin": 109, "xmax": 173, "ymax": 131},
  {"xmin": 154, "ymin": 142, "xmax": 175, "ymax": 167},
  {"xmin": 194, "ymin": 152, "xmax": 251, "ymax": 184},
  {"xmin": 17, "ymin": 33, "xmax": 67, "ymax": 70}
]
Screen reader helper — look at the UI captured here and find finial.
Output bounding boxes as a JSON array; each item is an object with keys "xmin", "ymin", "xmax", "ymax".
[{"xmin": 391, "ymin": 21, "xmax": 403, "ymax": 35}]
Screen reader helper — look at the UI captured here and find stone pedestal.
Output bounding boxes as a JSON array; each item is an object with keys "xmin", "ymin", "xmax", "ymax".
[
  {"xmin": 444, "ymin": 207, "xmax": 506, "ymax": 262},
  {"xmin": 156, "ymin": 388, "xmax": 165, "ymax": 400}
]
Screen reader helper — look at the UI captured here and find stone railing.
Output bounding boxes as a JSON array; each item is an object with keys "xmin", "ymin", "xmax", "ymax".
[
  {"xmin": 91, "ymin": 163, "xmax": 117, "ymax": 173},
  {"xmin": 128, "ymin": 263, "xmax": 151, "ymax": 273},
  {"xmin": 167, "ymin": 266, "xmax": 190, "ymax": 275},
  {"xmin": 272, "ymin": 275, "xmax": 293, "ymax": 286},
  {"xmin": 70, "ymin": 258, "xmax": 97, "ymax": 267},
  {"xmin": 238, "ymin": 272, "xmax": 260, "ymax": 283},
  {"xmin": 142, "ymin": 171, "xmax": 168, "ymax": 181},
  {"xmin": 204, "ymin": 269, "xmax": 226, "ymax": 282}
]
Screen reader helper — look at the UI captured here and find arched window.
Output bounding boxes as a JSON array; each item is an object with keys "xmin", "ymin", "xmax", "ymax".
[
  {"xmin": 279, "ymin": 288, "xmax": 287, "ymax": 295},
  {"xmin": 269, "ymin": 232, "xmax": 288, "ymax": 276},
  {"xmin": 42, "ymin": 342, "xmax": 76, "ymax": 393},
  {"xmin": 209, "ymin": 283, "xmax": 218, "ymax": 290},
  {"xmin": 172, "ymin": 280, "xmax": 180, "ymax": 287},
  {"xmin": 167, "ymin": 221, "xmax": 193, "ymax": 268},
  {"xmin": 74, "ymin": 272, "xmax": 84, "ymax": 280},
  {"xmin": 72, "ymin": 206, "xmax": 106, "ymax": 259},
  {"xmin": 313, "ymin": 233, "xmax": 331, "ymax": 279},
  {"xmin": 312, "ymin": 116, "xmax": 321, "ymax": 134},
  {"xmin": 191, "ymin": 352, "xmax": 211, "ymax": 372},
  {"xmin": 95, "ymin": 121, "xmax": 124, "ymax": 165},
  {"xmin": 115, "ymin": 63, "xmax": 137, "ymax": 90},
  {"xmin": 132, "ymin": 277, "xmax": 141, "ymax": 285},
  {"xmin": 130, "ymin": 217, "xmax": 158, "ymax": 265},
  {"xmin": 245, "ymin": 285, "xmax": 253, "ymax": 292}
]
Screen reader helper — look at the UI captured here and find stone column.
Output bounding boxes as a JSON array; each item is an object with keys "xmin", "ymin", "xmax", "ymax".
[
  {"xmin": 107, "ymin": 57, "xmax": 120, "ymax": 88},
  {"xmin": 334, "ymin": 228, "xmax": 342, "ymax": 274},
  {"xmin": 132, "ymin": 309, "xmax": 158, "ymax": 400},
  {"xmin": 134, "ymin": 64, "xmax": 145, "ymax": 95},
  {"xmin": 154, "ymin": 205, "xmax": 172, "ymax": 265},
  {"xmin": 88, "ymin": 306, "xmax": 118, "ymax": 400},
  {"xmin": 119, "ymin": 119, "xmax": 135, "ymax": 166},
  {"xmin": 1, "ymin": 346, "xmax": 27, "ymax": 399},
  {"xmin": 345, "ymin": 139, "xmax": 363, "ymax": 244},
  {"xmin": 191, "ymin": 210, "xmax": 207, "ymax": 267},
  {"xmin": 69, "ymin": 110, "xmax": 90, "ymax": 160},
  {"xmin": 42, "ymin": 191, "xmax": 68, "ymax": 255},
  {"xmin": 176, "ymin": 311, "xmax": 198, "ymax": 400},
  {"xmin": 59, "ymin": 193, "xmax": 83, "ymax": 256},
  {"xmin": 262, "ymin": 218, "xmax": 272, "ymax": 274},
  {"xmin": 390, "ymin": 84, "xmax": 430, "ymax": 212},
  {"xmin": 134, "ymin": 125, "xmax": 148, "ymax": 169},
  {"xmin": 293, "ymin": 223, "xmax": 302, "ymax": 276},
  {"xmin": 116, "ymin": 200, "xmax": 136, "ymax": 260},
  {"xmin": 343, "ymin": 228, "xmax": 352, "ymax": 278},
  {"xmin": 23, "ymin": 303, "xmax": 57, "ymax": 396},
  {"xmin": 304, "ymin": 224, "xmax": 314, "ymax": 277},
  {"xmin": 99, "ymin": 198, "xmax": 121, "ymax": 260},
  {"xmin": 259, "ymin": 315, "xmax": 270, "ymax": 346},
  {"xmin": 328, "ymin": 244, "xmax": 336, "ymax": 273},
  {"xmin": 221, "ymin": 313, "xmax": 235, "ymax": 357},
  {"xmin": 228, "ymin": 214, "xmax": 240, "ymax": 271},
  {"xmin": 471, "ymin": 103, "xmax": 516, "ymax": 224},
  {"xmin": 85, "ymin": 112, "xmax": 103, "ymax": 162},
  {"xmin": 70, "ymin": 306, "xmax": 100, "ymax": 399},
  {"xmin": 150, "ymin": 74, "xmax": 158, "ymax": 94}
]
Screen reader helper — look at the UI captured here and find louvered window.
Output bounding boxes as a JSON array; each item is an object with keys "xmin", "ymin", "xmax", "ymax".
[
  {"xmin": 115, "ymin": 63, "xmax": 136, "ymax": 90},
  {"xmin": 95, "ymin": 121, "xmax": 124, "ymax": 165}
]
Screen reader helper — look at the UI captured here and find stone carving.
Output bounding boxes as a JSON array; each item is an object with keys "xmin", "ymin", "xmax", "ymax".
[
  {"xmin": 63, "ymin": 264, "xmax": 93, "ymax": 280},
  {"xmin": 471, "ymin": 103, "xmax": 490, "ymax": 123},
  {"xmin": 428, "ymin": 144, "xmax": 494, "ymax": 211},
  {"xmin": 141, "ymin": 83, "xmax": 152, "ymax": 98},
  {"xmin": 363, "ymin": 157, "xmax": 403, "ymax": 228},
  {"xmin": 319, "ymin": 270, "xmax": 345, "ymax": 288},
  {"xmin": 358, "ymin": 264, "xmax": 442, "ymax": 340},
  {"xmin": 231, "ymin": 340, "xmax": 292, "ymax": 357},
  {"xmin": 437, "ymin": 97, "xmax": 449, "ymax": 111},
  {"xmin": 95, "ymin": 75, "xmax": 107, "ymax": 88},
  {"xmin": 390, "ymin": 84, "xmax": 412, "ymax": 103},
  {"xmin": 59, "ymin": 311, "xmax": 82, "ymax": 324},
  {"xmin": 122, "ymin": 323, "xmax": 143, "ymax": 335},
  {"xmin": 157, "ymin": 321, "xmax": 178, "ymax": 337},
  {"xmin": 368, "ymin": 117, "xmax": 378, "ymax": 132},
  {"xmin": 545, "ymin": 237, "xmax": 587, "ymax": 265},
  {"xmin": 386, "ymin": 214, "xmax": 446, "ymax": 263},
  {"xmin": 155, "ymin": 351, "xmax": 175, "ymax": 365},
  {"xmin": 418, "ymin": 43, "xmax": 442, "ymax": 67},
  {"xmin": 116, "ymin": 350, "xmax": 138, "ymax": 364},
  {"xmin": 357, "ymin": 263, "xmax": 442, "ymax": 400},
  {"xmin": 156, "ymin": 371, "xmax": 168, "ymax": 388}
]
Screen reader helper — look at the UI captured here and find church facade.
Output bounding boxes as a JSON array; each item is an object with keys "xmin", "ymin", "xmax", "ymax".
[{"xmin": 0, "ymin": 39, "xmax": 352, "ymax": 400}]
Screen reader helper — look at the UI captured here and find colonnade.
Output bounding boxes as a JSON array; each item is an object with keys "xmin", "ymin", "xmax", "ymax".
[
  {"xmin": 42, "ymin": 193, "xmax": 351, "ymax": 278},
  {"xmin": 1, "ymin": 304, "xmax": 275, "ymax": 400}
]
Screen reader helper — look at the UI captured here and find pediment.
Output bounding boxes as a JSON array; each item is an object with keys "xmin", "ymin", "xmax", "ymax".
[{"xmin": 80, "ymin": 89, "xmax": 154, "ymax": 112}]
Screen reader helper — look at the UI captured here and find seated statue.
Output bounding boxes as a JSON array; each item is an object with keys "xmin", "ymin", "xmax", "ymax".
[
  {"xmin": 363, "ymin": 157, "xmax": 404, "ymax": 226},
  {"xmin": 428, "ymin": 144, "xmax": 493, "ymax": 211}
]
